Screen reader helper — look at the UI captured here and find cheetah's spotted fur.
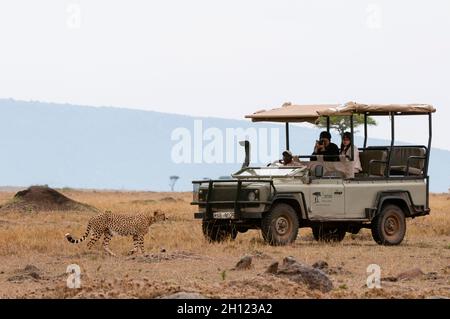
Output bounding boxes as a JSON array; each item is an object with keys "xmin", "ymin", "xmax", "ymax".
[{"xmin": 65, "ymin": 210, "xmax": 166, "ymax": 256}]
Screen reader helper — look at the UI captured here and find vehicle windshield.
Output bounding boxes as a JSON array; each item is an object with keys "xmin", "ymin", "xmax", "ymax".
[{"xmin": 233, "ymin": 166, "xmax": 306, "ymax": 177}]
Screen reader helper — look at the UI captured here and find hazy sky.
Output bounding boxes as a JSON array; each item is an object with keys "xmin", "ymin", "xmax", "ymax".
[{"xmin": 1, "ymin": 0, "xmax": 449, "ymax": 149}]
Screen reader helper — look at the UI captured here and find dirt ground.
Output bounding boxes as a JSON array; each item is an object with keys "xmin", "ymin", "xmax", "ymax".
[{"xmin": 0, "ymin": 189, "xmax": 449, "ymax": 299}]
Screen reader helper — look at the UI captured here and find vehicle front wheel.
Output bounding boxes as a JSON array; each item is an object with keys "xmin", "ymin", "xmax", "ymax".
[
  {"xmin": 371, "ymin": 204, "xmax": 406, "ymax": 245},
  {"xmin": 312, "ymin": 225, "xmax": 346, "ymax": 242},
  {"xmin": 202, "ymin": 220, "xmax": 237, "ymax": 243},
  {"xmin": 261, "ymin": 203, "xmax": 299, "ymax": 246}
]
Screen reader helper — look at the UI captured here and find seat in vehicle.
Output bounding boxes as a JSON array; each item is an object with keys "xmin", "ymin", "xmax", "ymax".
[
  {"xmin": 389, "ymin": 147, "xmax": 425, "ymax": 176},
  {"xmin": 359, "ymin": 149, "xmax": 388, "ymax": 177}
]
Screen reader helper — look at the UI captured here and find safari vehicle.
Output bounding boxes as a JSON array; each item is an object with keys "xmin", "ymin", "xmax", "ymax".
[{"xmin": 191, "ymin": 102, "xmax": 435, "ymax": 246}]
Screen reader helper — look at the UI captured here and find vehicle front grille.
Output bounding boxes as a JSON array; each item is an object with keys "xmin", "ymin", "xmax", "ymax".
[
  {"xmin": 198, "ymin": 185, "xmax": 260, "ymax": 209},
  {"xmin": 209, "ymin": 187, "xmax": 238, "ymax": 201}
]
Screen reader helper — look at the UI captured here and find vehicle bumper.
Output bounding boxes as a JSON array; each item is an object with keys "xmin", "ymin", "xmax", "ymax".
[{"xmin": 194, "ymin": 212, "xmax": 263, "ymax": 219}]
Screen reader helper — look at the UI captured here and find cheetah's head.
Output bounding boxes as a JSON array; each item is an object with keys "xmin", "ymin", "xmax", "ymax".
[{"xmin": 152, "ymin": 210, "xmax": 167, "ymax": 223}]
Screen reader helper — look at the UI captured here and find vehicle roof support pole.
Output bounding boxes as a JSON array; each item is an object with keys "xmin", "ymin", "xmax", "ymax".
[
  {"xmin": 425, "ymin": 113, "xmax": 432, "ymax": 177},
  {"xmin": 385, "ymin": 112, "xmax": 395, "ymax": 177},
  {"xmin": 363, "ymin": 113, "xmax": 368, "ymax": 149},
  {"xmin": 426, "ymin": 113, "xmax": 432, "ymax": 210},
  {"xmin": 326, "ymin": 116, "xmax": 330, "ymax": 132},
  {"xmin": 350, "ymin": 114, "xmax": 354, "ymax": 161},
  {"xmin": 285, "ymin": 122, "xmax": 290, "ymax": 151}
]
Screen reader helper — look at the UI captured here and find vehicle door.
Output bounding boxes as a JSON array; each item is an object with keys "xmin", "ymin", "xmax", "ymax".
[{"xmin": 308, "ymin": 178, "xmax": 345, "ymax": 219}]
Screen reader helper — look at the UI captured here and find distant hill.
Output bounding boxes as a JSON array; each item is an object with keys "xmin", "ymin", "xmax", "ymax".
[{"xmin": 0, "ymin": 99, "xmax": 448, "ymax": 192}]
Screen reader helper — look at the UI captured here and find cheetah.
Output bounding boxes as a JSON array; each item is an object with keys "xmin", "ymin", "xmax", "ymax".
[{"xmin": 65, "ymin": 210, "xmax": 166, "ymax": 256}]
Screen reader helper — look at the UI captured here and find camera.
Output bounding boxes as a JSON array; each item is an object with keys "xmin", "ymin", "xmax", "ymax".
[{"xmin": 318, "ymin": 139, "xmax": 324, "ymax": 146}]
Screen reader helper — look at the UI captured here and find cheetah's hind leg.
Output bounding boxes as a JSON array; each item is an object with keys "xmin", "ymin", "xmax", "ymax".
[{"xmin": 87, "ymin": 231, "xmax": 102, "ymax": 250}]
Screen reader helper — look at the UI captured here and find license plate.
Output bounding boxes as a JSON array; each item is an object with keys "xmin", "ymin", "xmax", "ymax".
[{"xmin": 213, "ymin": 211, "xmax": 235, "ymax": 219}]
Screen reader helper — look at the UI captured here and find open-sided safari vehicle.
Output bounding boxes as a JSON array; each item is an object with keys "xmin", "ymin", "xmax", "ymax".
[{"xmin": 191, "ymin": 102, "xmax": 436, "ymax": 246}]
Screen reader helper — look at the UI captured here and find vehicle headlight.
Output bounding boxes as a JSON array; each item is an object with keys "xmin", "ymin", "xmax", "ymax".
[
  {"xmin": 247, "ymin": 190, "xmax": 259, "ymax": 201},
  {"xmin": 198, "ymin": 189, "xmax": 209, "ymax": 201}
]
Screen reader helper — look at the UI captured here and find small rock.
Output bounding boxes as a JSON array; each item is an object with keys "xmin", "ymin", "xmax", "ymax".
[
  {"xmin": 265, "ymin": 262, "xmax": 279, "ymax": 274},
  {"xmin": 24, "ymin": 265, "xmax": 40, "ymax": 273},
  {"xmin": 275, "ymin": 257, "xmax": 333, "ymax": 293},
  {"xmin": 28, "ymin": 272, "xmax": 41, "ymax": 280},
  {"xmin": 397, "ymin": 268, "xmax": 424, "ymax": 281},
  {"xmin": 233, "ymin": 255, "xmax": 253, "ymax": 270},
  {"xmin": 283, "ymin": 256, "xmax": 297, "ymax": 266},
  {"xmin": 160, "ymin": 248, "xmax": 167, "ymax": 253},
  {"xmin": 159, "ymin": 292, "xmax": 208, "ymax": 299}
]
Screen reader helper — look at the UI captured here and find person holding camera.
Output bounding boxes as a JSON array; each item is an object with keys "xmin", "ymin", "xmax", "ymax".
[{"xmin": 311, "ymin": 131, "xmax": 340, "ymax": 161}]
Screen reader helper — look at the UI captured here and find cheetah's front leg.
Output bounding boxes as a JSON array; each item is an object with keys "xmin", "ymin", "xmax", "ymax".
[
  {"xmin": 130, "ymin": 235, "xmax": 145, "ymax": 255},
  {"xmin": 128, "ymin": 235, "xmax": 139, "ymax": 255},
  {"xmin": 137, "ymin": 235, "xmax": 145, "ymax": 255},
  {"xmin": 102, "ymin": 231, "xmax": 116, "ymax": 257}
]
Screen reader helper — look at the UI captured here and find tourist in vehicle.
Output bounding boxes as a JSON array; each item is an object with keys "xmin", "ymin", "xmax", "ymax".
[
  {"xmin": 340, "ymin": 132, "xmax": 362, "ymax": 173},
  {"xmin": 311, "ymin": 131, "xmax": 340, "ymax": 161},
  {"xmin": 279, "ymin": 150, "xmax": 301, "ymax": 166},
  {"xmin": 268, "ymin": 150, "xmax": 299, "ymax": 167}
]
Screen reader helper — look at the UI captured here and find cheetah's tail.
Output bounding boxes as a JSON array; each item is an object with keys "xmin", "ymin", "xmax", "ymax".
[{"xmin": 65, "ymin": 223, "xmax": 91, "ymax": 244}]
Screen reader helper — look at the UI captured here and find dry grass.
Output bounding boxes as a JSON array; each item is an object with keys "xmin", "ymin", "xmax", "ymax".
[{"xmin": 0, "ymin": 190, "xmax": 449, "ymax": 299}]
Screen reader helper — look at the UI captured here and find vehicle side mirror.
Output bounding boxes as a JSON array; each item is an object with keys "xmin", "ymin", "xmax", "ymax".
[{"xmin": 314, "ymin": 165, "xmax": 324, "ymax": 178}]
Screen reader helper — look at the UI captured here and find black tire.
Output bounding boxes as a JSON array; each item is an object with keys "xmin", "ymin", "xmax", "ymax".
[
  {"xmin": 261, "ymin": 203, "xmax": 299, "ymax": 246},
  {"xmin": 371, "ymin": 204, "xmax": 406, "ymax": 245},
  {"xmin": 312, "ymin": 225, "xmax": 346, "ymax": 242},
  {"xmin": 202, "ymin": 220, "xmax": 237, "ymax": 243}
]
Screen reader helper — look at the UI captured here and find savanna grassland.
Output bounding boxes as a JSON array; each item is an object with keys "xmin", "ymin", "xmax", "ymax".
[{"xmin": 0, "ymin": 189, "xmax": 449, "ymax": 298}]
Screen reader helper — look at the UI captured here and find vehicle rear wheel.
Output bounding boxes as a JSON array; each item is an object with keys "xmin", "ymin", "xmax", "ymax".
[
  {"xmin": 312, "ymin": 225, "xmax": 346, "ymax": 242},
  {"xmin": 261, "ymin": 203, "xmax": 299, "ymax": 246},
  {"xmin": 371, "ymin": 204, "xmax": 406, "ymax": 245},
  {"xmin": 202, "ymin": 220, "xmax": 237, "ymax": 243}
]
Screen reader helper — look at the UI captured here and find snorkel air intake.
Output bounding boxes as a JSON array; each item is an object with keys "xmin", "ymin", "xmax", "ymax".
[{"xmin": 239, "ymin": 140, "xmax": 250, "ymax": 169}]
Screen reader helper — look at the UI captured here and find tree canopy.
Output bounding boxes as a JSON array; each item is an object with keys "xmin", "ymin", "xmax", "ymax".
[
  {"xmin": 169, "ymin": 175, "xmax": 180, "ymax": 192},
  {"xmin": 316, "ymin": 114, "xmax": 377, "ymax": 137}
]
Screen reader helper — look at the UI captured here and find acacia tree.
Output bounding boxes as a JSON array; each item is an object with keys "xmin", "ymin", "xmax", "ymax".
[
  {"xmin": 169, "ymin": 175, "xmax": 180, "ymax": 192},
  {"xmin": 316, "ymin": 114, "xmax": 377, "ymax": 138}
]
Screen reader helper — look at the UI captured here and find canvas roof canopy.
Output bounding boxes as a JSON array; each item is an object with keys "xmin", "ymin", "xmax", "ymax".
[
  {"xmin": 245, "ymin": 101, "xmax": 436, "ymax": 123},
  {"xmin": 245, "ymin": 102, "xmax": 339, "ymax": 123},
  {"xmin": 318, "ymin": 102, "xmax": 436, "ymax": 116}
]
